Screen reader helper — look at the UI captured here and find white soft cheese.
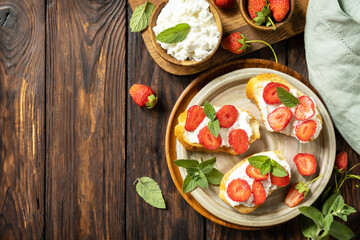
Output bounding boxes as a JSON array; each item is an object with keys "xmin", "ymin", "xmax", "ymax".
[
  {"xmin": 224, "ymin": 151, "xmax": 291, "ymax": 208},
  {"xmin": 152, "ymin": 0, "xmax": 220, "ymax": 61},
  {"xmin": 183, "ymin": 107, "xmax": 254, "ymax": 147},
  {"xmin": 258, "ymin": 81, "xmax": 322, "ymax": 142}
]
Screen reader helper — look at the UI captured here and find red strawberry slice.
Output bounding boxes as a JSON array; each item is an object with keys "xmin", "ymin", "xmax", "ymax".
[
  {"xmin": 228, "ymin": 129, "xmax": 249, "ymax": 154},
  {"xmin": 216, "ymin": 105, "xmax": 238, "ymax": 128},
  {"xmin": 285, "ymin": 184, "xmax": 304, "ymax": 208},
  {"xmin": 268, "ymin": 107, "xmax": 293, "ymax": 131},
  {"xmin": 226, "ymin": 179, "xmax": 251, "ymax": 202},
  {"xmin": 246, "ymin": 165, "xmax": 269, "ymax": 180},
  {"xmin": 252, "ymin": 180, "xmax": 266, "ymax": 205},
  {"xmin": 197, "ymin": 126, "xmax": 222, "ymax": 150},
  {"xmin": 295, "ymin": 120, "xmax": 317, "ymax": 142},
  {"xmin": 263, "ymin": 82, "xmax": 290, "ymax": 104},
  {"xmin": 185, "ymin": 105, "xmax": 206, "ymax": 131},
  {"xmin": 295, "ymin": 96, "xmax": 315, "ymax": 121},
  {"xmin": 293, "ymin": 153, "xmax": 317, "ymax": 176},
  {"xmin": 335, "ymin": 151, "xmax": 348, "ymax": 172},
  {"xmin": 270, "ymin": 172, "xmax": 290, "ymax": 187}
]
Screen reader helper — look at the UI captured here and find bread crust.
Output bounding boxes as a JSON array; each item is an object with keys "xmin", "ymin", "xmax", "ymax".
[
  {"xmin": 174, "ymin": 107, "xmax": 260, "ymax": 155},
  {"xmin": 246, "ymin": 73, "xmax": 322, "ymax": 142},
  {"xmin": 219, "ymin": 150, "xmax": 288, "ymax": 214}
]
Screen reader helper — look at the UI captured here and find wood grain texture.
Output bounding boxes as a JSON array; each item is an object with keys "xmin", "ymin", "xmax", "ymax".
[
  {"xmin": 46, "ymin": 0, "xmax": 126, "ymax": 239},
  {"xmin": 129, "ymin": 0, "xmax": 308, "ymax": 75},
  {"xmin": 0, "ymin": 0, "xmax": 45, "ymax": 239}
]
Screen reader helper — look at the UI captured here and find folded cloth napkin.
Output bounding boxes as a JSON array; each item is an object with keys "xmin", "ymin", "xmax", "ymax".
[{"xmin": 305, "ymin": 0, "xmax": 360, "ymax": 154}]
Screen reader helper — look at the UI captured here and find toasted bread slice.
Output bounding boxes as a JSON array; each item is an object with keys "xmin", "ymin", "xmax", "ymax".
[
  {"xmin": 175, "ymin": 106, "xmax": 260, "ymax": 155},
  {"xmin": 246, "ymin": 73, "xmax": 322, "ymax": 142},
  {"xmin": 219, "ymin": 150, "xmax": 290, "ymax": 214}
]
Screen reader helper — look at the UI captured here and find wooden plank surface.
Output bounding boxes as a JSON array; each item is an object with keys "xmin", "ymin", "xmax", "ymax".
[
  {"xmin": 128, "ymin": 0, "xmax": 308, "ymax": 75},
  {"xmin": 46, "ymin": 0, "xmax": 127, "ymax": 239},
  {"xmin": 0, "ymin": 0, "xmax": 45, "ymax": 239}
]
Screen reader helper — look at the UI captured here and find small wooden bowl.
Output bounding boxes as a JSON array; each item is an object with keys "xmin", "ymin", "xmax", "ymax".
[
  {"xmin": 239, "ymin": 0, "xmax": 294, "ymax": 31},
  {"xmin": 149, "ymin": 0, "xmax": 223, "ymax": 66}
]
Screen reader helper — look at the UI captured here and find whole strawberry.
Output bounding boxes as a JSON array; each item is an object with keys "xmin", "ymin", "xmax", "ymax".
[
  {"xmin": 335, "ymin": 151, "xmax": 348, "ymax": 172},
  {"xmin": 129, "ymin": 84, "xmax": 158, "ymax": 109},
  {"xmin": 247, "ymin": 0, "xmax": 266, "ymax": 19},
  {"xmin": 269, "ymin": 0, "xmax": 290, "ymax": 22},
  {"xmin": 214, "ymin": 0, "xmax": 235, "ymax": 8}
]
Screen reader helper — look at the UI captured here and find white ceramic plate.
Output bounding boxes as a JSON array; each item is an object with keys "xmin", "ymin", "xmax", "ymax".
[{"xmin": 176, "ymin": 68, "xmax": 336, "ymax": 227}]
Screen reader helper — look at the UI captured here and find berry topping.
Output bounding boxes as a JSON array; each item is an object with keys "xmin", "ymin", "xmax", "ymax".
[
  {"xmin": 263, "ymin": 82, "xmax": 290, "ymax": 104},
  {"xmin": 184, "ymin": 105, "xmax": 206, "ymax": 131},
  {"xmin": 246, "ymin": 165, "xmax": 269, "ymax": 180},
  {"xmin": 216, "ymin": 105, "xmax": 238, "ymax": 128},
  {"xmin": 228, "ymin": 129, "xmax": 249, "ymax": 154},
  {"xmin": 268, "ymin": 107, "xmax": 293, "ymax": 131},
  {"xmin": 197, "ymin": 126, "xmax": 222, "ymax": 150},
  {"xmin": 295, "ymin": 96, "xmax": 315, "ymax": 121},
  {"xmin": 295, "ymin": 120, "xmax": 317, "ymax": 142},
  {"xmin": 227, "ymin": 179, "xmax": 252, "ymax": 202},
  {"xmin": 252, "ymin": 180, "xmax": 266, "ymax": 205},
  {"xmin": 293, "ymin": 153, "xmax": 317, "ymax": 176},
  {"xmin": 270, "ymin": 172, "xmax": 290, "ymax": 187}
]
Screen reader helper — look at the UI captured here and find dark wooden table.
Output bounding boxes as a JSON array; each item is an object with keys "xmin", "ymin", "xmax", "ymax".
[{"xmin": 0, "ymin": 0, "xmax": 359, "ymax": 239}]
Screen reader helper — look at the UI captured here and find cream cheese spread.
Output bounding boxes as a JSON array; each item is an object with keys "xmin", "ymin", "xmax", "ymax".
[
  {"xmin": 258, "ymin": 81, "xmax": 322, "ymax": 142},
  {"xmin": 152, "ymin": 0, "xmax": 220, "ymax": 61},
  {"xmin": 224, "ymin": 151, "xmax": 291, "ymax": 208}
]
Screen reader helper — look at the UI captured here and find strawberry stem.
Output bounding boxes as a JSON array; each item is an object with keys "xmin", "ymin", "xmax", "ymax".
[
  {"xmin": 267, "ymin": 17, "xmax": 276, "ymax": 30},
  {"xmin": 304, "ymin": 175, "xmax": 323, "ymax": 187},
  {"xmin": 245, "ymin": 40, "xmax": 278, "ymax": 63}
]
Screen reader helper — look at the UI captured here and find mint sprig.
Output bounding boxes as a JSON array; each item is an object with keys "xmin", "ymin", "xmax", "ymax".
[
  {"xmin": 277, "ymin": 87, "xmax": 300, "ymax": 108},
  {"xmin": 203, "ymin": 101, "xmax": 220, "ymax": 137},
  {"xmin": 156, "ymin": 23, "xmax": 191, "ymax": 43},
  {"xmin": 248, "ymin": 155, "xmax": 288, "ymax": 177},
  {"xmin": 129, "ymin": 1, "xmax": 155, "ymax": 32},
  {"xmin": 174, "ymin": 157, "xmax": 224, "ymax": 193}
]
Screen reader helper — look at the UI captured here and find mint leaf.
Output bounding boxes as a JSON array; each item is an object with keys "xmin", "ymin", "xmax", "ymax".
[
  {"xmin": 208, "ymin": 119, "xmax": 220, "ymax": 138},
  {"xmin": 182, "ymin": 175, "xmax": 197, "ymax": 193},
  {"xmin": 322, "ymin": 192, "xmax": 341, "ymax": 215},
  {"xmin": 341, "ymin": 205, "xmax": 357, "ymax": 216},
  {"xmin": 300, "ymin": 214, "xmax": 319, "ymax": 238},
  {"xmin": 130, "ymin": 1, "xmax": 155, "ymax": 32},
  {"xmin": 198, "ymin": 157, "xmax": 216, "ymax": 173},
  {"xmin": 248, "ymin": 155, "xmax": 270, "ymax": 169},
  {"xmin": 135, "ymin": 177, "xmax": 166, "ymax": 209},
  {"xmin": 270, "ymin": 160, "xmax": 288, "ymax": 177},
  {"xmin": 156, "ymin": 23, "xmax": 191, "ymax": 43},
  {"xmin": 174, "ymin": 159, "xmax": 199, "ymax": 169},
  {"xmin": 186, "ymin": 168, "xmax": 198, "ymax": 176},
  {"xmin": 329, "ymin": 221, "xmax": 355, "ymax": 240},
  {"xmin": 260, "ymin": 160, "xmax": 271, "ymax": 175},
  {"xmin": 299, "ymin": 206, "xmax": 324, "ymax": 229},
  {"xmin": 203, "ymin": 101, "xmax": 216, "ymax": 120},
  {"xmin": 196, "ymin": 171, "xmax": 209, "ymax": 189},
  {"xmin": 322, "ymin": 214, "xmax": 334, "ymax": 232},
  {"xmin": 277, "ymin": 87, "xmax": 299, "ymax": 108},
  {"xmin": 205, "ymin": 169, "xmax": 223, "ymax": 185}
]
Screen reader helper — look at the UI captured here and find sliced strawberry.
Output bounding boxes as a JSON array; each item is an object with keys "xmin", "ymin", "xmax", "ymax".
[
  {"xmin": 228, "ymin": 129, "xmax": 249, "ymax": 154},
  {"xmin": 252, "ymin": 181, "xmax": 266, "ymax": 205},
  {"xmin": 263, "ymin": 82, "xmax": 290, "ymax": 104},
  {"xmin": 270, "ymin": 172, "xmax": 290, "ymax": 187},
  {"xmin": 216, "ymin": 105, "xmax": 238, "ymax": 128},
  {"xmin": 295, "ymin": 120, "xmax": 317, "ymax": 142},
  {"xmin": 285, "ymin": 184, "xmax": 305, "ymax": 208},
  {"xmin": 226, "ymin": 179, "xmax": 251, "ymax": 202},
  {"xmin": 335, "ymin": 151, "xmax": 348, "ymax": 172},
  {"xmin": 295, "ymin": 96, "xmax": 315, "ymax": 121},
  {"xmin": 293, "ymin": 153, "xmax": 317, "ymax": 176},
  {"xmin": 268, "ymin": 107, "xmax": 293, "ymax": 131},
  {"xmin": 197, "ymin": 126, "xmax": 222, "ymax": 150},
  {"xmin": 184, "ymin": 105, "xmax": 206, "ymax": 131},
  {"xmin": 246, "ymin": 165, "xmax": 269, "ymax": 180}
]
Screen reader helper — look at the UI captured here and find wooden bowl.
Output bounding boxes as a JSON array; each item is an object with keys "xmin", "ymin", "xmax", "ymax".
[
  {"xmin": 149, "ymin": 0, "xmax": 223, "ymax": 66},
  {"xmin": 239, "ymin": 0, "xmax": 295, "ymax": 31}
]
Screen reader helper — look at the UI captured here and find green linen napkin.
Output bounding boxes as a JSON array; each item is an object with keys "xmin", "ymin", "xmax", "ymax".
[{"xmin": 305, "ymin": 0, "xmax": 360, "ymax": 154}]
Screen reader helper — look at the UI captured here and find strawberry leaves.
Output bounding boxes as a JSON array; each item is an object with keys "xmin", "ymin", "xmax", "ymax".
[
  {"xmin": 204, "ymin": 101, "xmax": 220, "ymax": 137},
  {"xmin": 174, "ymin": 157, "xmax": 224, "ymax": 193},
  {"xmin": 253, "ymin": 3, "xmax": 276, "ymax": 30},
  {"xmin": 248, "ymin": 155, "xmax": 287, "ymax": 177}
]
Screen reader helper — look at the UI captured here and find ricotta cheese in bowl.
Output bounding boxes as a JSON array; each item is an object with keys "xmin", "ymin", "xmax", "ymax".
[{"xmin": 152, "ymin": 0, "xmax": 220, "ymax": 62}]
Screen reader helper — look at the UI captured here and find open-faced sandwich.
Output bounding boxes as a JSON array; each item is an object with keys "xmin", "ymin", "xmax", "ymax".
[
  {"xmin": 175, "ymin": 102, "xmax": 260, "ymax": 155},
  {"xmin": 246, "ymin": 73, "xmax": 323, "ymax": 143},
  {"xmin": 219, "ymin": 150, "xmax": 291, "ymax": 214}
]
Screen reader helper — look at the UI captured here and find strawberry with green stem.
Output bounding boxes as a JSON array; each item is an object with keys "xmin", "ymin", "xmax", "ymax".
[
  {"xmin": 221, "ymin": 32, "xmax": 278, "ymax": 63},
  {"xmin": 253, "ymin": 2, "xmax": 276, "ymax": 30},
  {"xmin": 333, "ymin": 152, "xmax": 360, "ymax": 193}
]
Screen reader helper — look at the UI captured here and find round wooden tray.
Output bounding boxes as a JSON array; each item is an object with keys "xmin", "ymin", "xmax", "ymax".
[{"xmin": 165, "ymin": 59, "xmax": 335, "ymax": 230}]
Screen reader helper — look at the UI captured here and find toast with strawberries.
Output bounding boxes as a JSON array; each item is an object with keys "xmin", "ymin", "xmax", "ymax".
[
  {"xmin": 246, "ymin": 73, "xmax": 323, "ymax": 143},
  {"xmin": 175, "ymin": 104, "xmax": 260, "ymax": 155},
  {"xmin": 219, "ymin": 150, "xmax": 291, "ymax": 214}
]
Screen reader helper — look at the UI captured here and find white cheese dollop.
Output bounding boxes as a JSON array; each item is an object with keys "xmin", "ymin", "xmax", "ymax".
[{"xmin": 153, "ymin": 0, "xmax": 220, "ymax": 61}]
